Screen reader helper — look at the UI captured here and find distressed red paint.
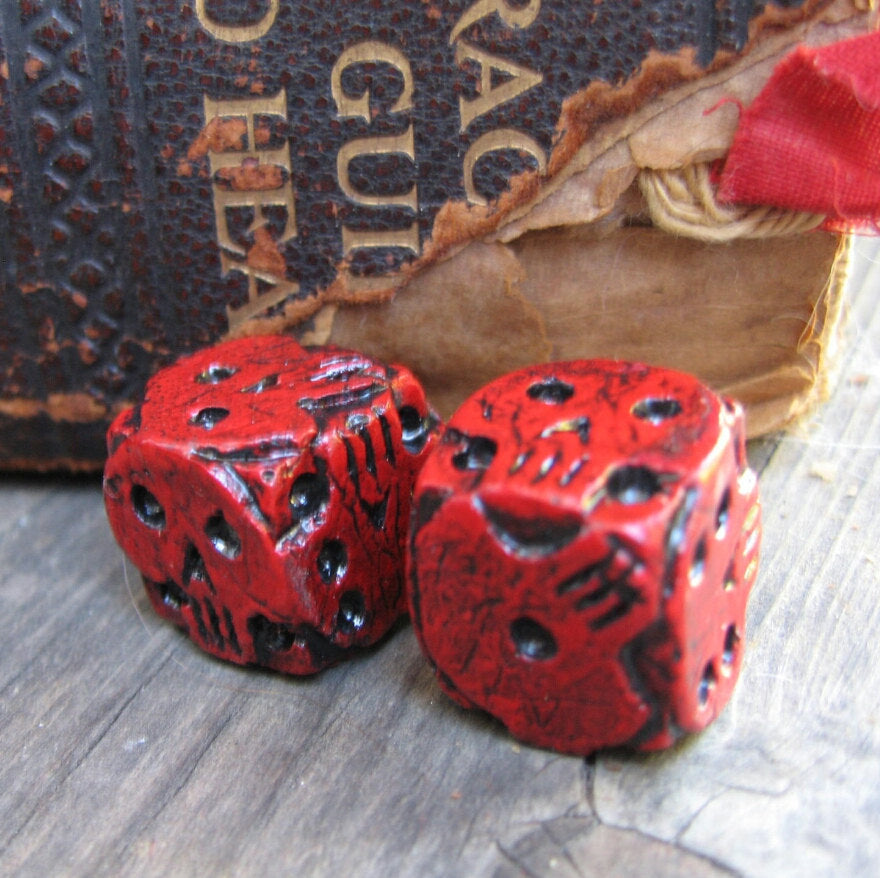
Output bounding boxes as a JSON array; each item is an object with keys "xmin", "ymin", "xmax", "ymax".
[
  {"xmin": 408, "ymin": 360, "xmax": 761, "ymax": 755},
  {"xmin": 104, "ymin": 335, "xmax": 438, "ymax": 674}
]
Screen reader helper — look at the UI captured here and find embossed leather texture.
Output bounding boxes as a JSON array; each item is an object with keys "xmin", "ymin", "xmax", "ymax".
[{"xmin": 0, "ymin": 1, "xmax": 860, "ymax": 467}]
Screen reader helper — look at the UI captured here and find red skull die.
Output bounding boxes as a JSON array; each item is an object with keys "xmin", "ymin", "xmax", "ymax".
[
  {"xmin": 104, "ymin": 335, "xmax": 439, "ymax": 674},
  {"xmin": 408, "ymin": 360, "xmax": 761, "ymax": 755}
]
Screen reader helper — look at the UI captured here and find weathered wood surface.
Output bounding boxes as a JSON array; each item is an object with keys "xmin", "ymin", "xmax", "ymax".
[{"xmin": 2, "ymin": 239, "xmax": 879, "ymax": 877}]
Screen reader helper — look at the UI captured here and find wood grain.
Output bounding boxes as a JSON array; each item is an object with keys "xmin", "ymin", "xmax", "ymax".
[{"xmin": 1, "ymin": 239, "xmax": 879, "ymax": 876}]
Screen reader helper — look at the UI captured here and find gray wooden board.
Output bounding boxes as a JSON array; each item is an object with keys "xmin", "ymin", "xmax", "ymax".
[{"xmin": 1, "ymin": 240, "xmax": 879, "ymax": 877}]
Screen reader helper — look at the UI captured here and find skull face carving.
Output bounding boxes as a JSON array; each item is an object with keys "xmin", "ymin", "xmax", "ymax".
[
  {"xmin": 408, "ymin": 360, "xmax": 760, "ymax": 754},
  {"xmin": 104, "ymin": 336, "xmax": 438, "ymax": 674}
]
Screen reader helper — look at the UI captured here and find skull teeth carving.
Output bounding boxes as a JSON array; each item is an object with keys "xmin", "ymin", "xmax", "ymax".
[
  {"xmin": 407, "ymin": 359, "xmax": 761, "ymax": 755},
  {"xmin": 104, "ymin": 336, "xmax": 439, "ymax": 674}
]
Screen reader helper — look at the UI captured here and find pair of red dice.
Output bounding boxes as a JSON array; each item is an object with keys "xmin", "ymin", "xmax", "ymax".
[{"xmin": 104, "ymin": 336, "xmax": 760, "ymax": 756}]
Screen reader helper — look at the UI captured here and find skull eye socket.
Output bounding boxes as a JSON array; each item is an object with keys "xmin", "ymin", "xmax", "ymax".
[
  {"xmin": 723, "ymin": 559, "xmax": 736, "ymax": 592},
  {"xmin": 510, "ymin": 616, "xmax": 558, "ymax": 661},
  {"xmin": 190, "ymin": 407, "xmax": 230, "ymax": 430},
  {"xmin": 248, "ymin": 614, "xmax": 299, "ymax": 663},
  {"xmin": 149, "ymin": 578, "xmax": 188, "ymax": 612},
  {"xmin": 289, "ymin": 470, "xmax": 329, "ymax": 521},
  {"xmin": 715, "ymin": 488, "xmax": 731, "ymax": 539},
  {"xmin": 132, "ymin": 484, "xmax": 165, "ymax": 530},
  {"xmin": 698, "ymin": 661, "xmax": 717, "ymax": 707},
  {"xmin": 527, "ymin": 378, "xmax": 574, "ymax": 404},
  {"xmin": 452, "ymin": 435, "xmax": 497, "ymax": 471},
  {"xmin": 397, "ymin": 405, "xmax": 430, "ymax": 454},
  {"xmin": 195, "ymin": 365, "xmax": 237, "ymax": 384},
  {"xmin": 317, "ymin": 540, "xmax": 348, "ymax": 584},
  {"xmin": 689, "ymin": 535, "xmax": 707, "ymax": 586},
  {"xmin": 336, "ymin": 590, "xmax": 366, "ymax": 634},
  {"xmin": 631, "ymin": 397, "xmax": 682, "ymax": 423},
  {"xmin": 722, "ymin": 624, "xmax": 739, "ymax": 671},
  {"xmin": 606, "ymin": 465, "xmax": 662, "ymax": 505}
]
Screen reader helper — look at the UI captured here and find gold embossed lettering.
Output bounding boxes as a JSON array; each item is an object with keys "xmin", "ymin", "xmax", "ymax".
[
  {"xmin": 337, "ymin": 128, "xmax": 418, "ymax": 211},
  {"xmin": 456, "ymin": 41, "xmax": 543, "ymax": 131},
  {"xmin": 341, "ymin": 224, "xmax": 419, "ymax": 257},
  {"xmin": 332, "ymin": 41, "xmax": 420, "ymax": 261},
  {"xmin": 331, "ymin": 41, "xmax": 414, "ymax": 123},
  {"xmin": 201, "ymin": 91, "xmax": 298, "ymax": 328},
  {"xmin": 220, "ymin": 252, "xmax": 299, "ymax": 326},
  {"xmin": 450, "ymin": 0, "xmax": 541, "ymax": 45},
  {"xmin": 208, "ymin": 186, "xmax": 297, "ymax": 257},
  {"xmin": 462, "ymin": 127, "xmax": 547, "ymax": 205},
  {"xmin": 195, "ymin": 0, "xmax": 279, "ymax": 43}
]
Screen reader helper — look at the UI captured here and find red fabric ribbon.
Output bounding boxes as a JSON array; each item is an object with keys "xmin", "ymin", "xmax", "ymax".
[{"xmin": 718, "ymin": 30, "xmax": 880, "ymax": 234}]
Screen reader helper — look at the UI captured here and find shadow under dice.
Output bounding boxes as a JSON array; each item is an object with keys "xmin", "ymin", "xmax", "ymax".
[
  {"xmin": 104, "ymin": 336, "xmax": 438, "ymax": 674},
  {"xmin": 408, "ymin": 360, "xmax": 761, "ymax": 755}
]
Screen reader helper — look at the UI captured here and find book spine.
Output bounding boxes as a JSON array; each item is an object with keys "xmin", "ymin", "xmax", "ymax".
[{"xmin": 0, "ymin": 0, "xmax": 824, "ymax": 467}]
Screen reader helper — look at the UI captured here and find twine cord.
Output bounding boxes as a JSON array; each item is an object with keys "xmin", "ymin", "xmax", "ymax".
[{"xmin": 639, "ymin": 163, "xmax": 825, "ymax": 242}]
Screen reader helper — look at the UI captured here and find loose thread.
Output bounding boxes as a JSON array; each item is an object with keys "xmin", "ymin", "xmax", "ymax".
[
  {"xmin": 121, "ymin": 551, "xmax": 153, "ymax": 637},
  {"xmin": 639, "ymin": 163, "xmax": 824, "ymax": 242}
]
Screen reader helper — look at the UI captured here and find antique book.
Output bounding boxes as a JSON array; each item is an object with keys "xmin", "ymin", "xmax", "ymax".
[{"xmin": 0, "ymin": 0, "xmax": 872, "ymax": 469}]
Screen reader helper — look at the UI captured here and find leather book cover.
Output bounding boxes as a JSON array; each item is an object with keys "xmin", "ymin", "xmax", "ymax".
[{"xmin": 0, "ymin": 0, "xmax": 872, "ymax": 468}]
